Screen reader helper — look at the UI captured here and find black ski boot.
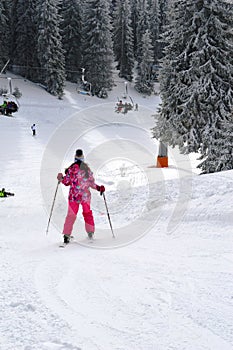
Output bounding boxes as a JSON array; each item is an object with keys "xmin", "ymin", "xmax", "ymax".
[
  {"xmin": 63, "ymin": 234, "xmax": 70, "ymax": 244},
  {"xmin": 87, "ymin": 232, "xmax": 94, "ymax": 240}
]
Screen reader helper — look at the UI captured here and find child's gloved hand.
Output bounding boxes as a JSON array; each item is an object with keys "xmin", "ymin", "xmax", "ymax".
[
  {"xmin": 96, "ymin": 185, "xmax": 105, "ymax": 195},
  {"xmin": 57, "ymin": 173, "xmax": 63, "ymax": 182}
]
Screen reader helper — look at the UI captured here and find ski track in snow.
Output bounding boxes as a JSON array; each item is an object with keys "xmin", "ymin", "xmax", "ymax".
[
  {"xmin": 33, "ymin": 234, "xmax": 233, "ymax": 350},
  {"xmin": 1, "ymin": 75, "xmax": 233, "ymax": 350},
  {"xmin": 0, "ymin": 247, "xmax": 81, "ymax": 350}
]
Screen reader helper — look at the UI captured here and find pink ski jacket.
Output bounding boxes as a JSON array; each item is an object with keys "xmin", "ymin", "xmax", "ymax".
[{"xmin": 61, "ymin": 163, "xmax": 98, "ymax": 203}]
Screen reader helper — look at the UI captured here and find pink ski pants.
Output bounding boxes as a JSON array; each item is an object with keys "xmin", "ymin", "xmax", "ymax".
[{"xmin": 63, "ymin": 201, "xmax": 95, "ymax": 235}]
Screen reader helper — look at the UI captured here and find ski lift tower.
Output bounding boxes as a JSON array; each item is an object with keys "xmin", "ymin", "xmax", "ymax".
[
  {"xmin": 7, "ymin": 77, "xmax": 13, "ymax": 94},
  {"xmin": 0, "ymin": 61, "xmax": 20, "ymax": 115},
  {"xmin": 81, "ymin": 67, "xmax": 86, "ymax": 84},
  {"xmin": 81, "ymin": 67, "xmax": 91, "ymax": 95},
  {"xmin": 124, "ymin": 81, "xmax": 128, "ymax": 95},
  {"xmin": 0, "ymin": 61, "xmax": 13, "ymax": 96}
]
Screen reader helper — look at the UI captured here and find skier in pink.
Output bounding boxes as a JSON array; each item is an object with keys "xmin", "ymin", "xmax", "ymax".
[{"xmin": 57, "ymin": 149, "xmax": 105, "ymax": 244}]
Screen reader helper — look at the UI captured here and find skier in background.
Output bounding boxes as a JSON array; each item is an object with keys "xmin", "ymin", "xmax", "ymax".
[
  {"xmin": 116, "ymin": 100, "xmax": 124, "ymax": 113},
  {"xmin": 31, "ymin": 123, "xmax": 36, "ymax": 136},
  {"xmin": 57, "ymin": 149, "xmax": 105, "ymax": 244}
]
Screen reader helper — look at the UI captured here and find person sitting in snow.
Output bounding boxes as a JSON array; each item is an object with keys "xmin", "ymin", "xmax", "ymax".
[
  {"xmin": 0, "ymin": 188, "xmax": 14, "ymax": 197},
  {"xmin": 0, "ymin": 101, "xmax": 7, "ymax": 115},
  {"xmin": 57, "ymin": 149, "xmax": 105, "ymax": 244},
  {"xmin": 5, "ymin": 101, "xmax": 18, "ymax": 115}
]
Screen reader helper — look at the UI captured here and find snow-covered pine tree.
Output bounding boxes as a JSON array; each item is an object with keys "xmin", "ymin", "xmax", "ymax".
[
  {"xmin": 152, "ymin": 0, "xmax": 233, "ymax": 161},
  {"xmin": 148, "ymin": 0, "xmax": 160, "ymax": 65},
  {"xmin": 82, "ymin": 0, "xmax": 114, "ymax": 97},
  {"xmin": 8, "ymin": 0, "xmax": 17, "ymax": 60},
  {"xmin": 130, "ymin": 0, "xmax": 139, "ymax": 57},
  {"xmin": 110, "ymin": 0, "xmax": 117, "ymax": 16},
  {"xmin": 0, "ymin": 0, "xmax": 11, "ymax": 70},
  {"xmin": 198, "ymin": 111, "xmax": 233, "ymax": 173},
  {"xmin": 157, "ymin": 0, "xmax": 170, "ymax": 59},
  {"xmin": 135, "ymin": 29, "xmax": 154, "ymax": 94},
  {"xmin": 61, "ymin": 0, "xmax": 83, "ymax": 82},
  {"xmin": 136, "ymin": 0, "xmax": 150, "ymax": 66},
  {"xmin": 37, "ymin": 0, "xmax": 65, "ymax": 97},
  {"xmin": 112, "ymin": 0, "xmax": 134, "ymax": 81},
  {"xmin": 11, "ymin": 0, "xmax": 39, "ymax": 80}
]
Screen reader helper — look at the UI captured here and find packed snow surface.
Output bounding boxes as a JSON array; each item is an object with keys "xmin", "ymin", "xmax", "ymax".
[{"xmin": 0, "ymin": 74, "xmax": 233, "ymax": 350}]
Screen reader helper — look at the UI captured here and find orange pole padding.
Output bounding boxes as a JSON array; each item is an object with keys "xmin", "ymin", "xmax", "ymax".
[{"xmin": 156, "ymin": 156, "xmax": 168, "ymax": 168}]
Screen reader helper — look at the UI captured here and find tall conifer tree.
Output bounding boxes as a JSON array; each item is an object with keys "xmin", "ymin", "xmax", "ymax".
[
  {"xmin": 82, "ymin": 0, "xmax": 114, "ymax": 97},
  {"xmin": 12, "ymin": 0, "xmax": 38, "ymax": 80},
  {"xmin": 130, "ymin": 0, "xmax": 139, "ymax": 57},
  {"xmin": 61, "ymin": 0, "xmax": 83, "ymax": 82},
  {"xmin": 0, "ymin": 0, "xmax": 11, "ymax": 70},
  {"xmin": 155, "ymin": 0, "xmax": 170, "ymax": 60},
  {"xmin": 136, "ymin": 0, "xmax": 150, "ymax": 65},
  {"xmin": 112, "ymin": 0, "xmax": 134, "ymax": 81},
  {"xmin": 37, "ymin": 0, "xmax": 65, "ymax": 96},
  {"xmin": 148, "ymin": 0, "xmax": 160, "ymax": 64},
  {"xmin": 135, "ymin": 29, "xmax": 154, "ymax": 94}
]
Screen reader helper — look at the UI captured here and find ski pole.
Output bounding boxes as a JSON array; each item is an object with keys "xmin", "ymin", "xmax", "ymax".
[
  {"xmin": 46, "ymin": 181, "xmax": 60, "ymax": 235},
  {"xmin": 102, "ymin": 192, "xmax": 115, "ymax": 238}
]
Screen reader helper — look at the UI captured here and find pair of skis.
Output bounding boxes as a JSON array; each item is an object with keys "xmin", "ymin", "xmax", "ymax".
[{"xmin": 59, "ymin": 235, "xmax": 94, "ymax": 248}]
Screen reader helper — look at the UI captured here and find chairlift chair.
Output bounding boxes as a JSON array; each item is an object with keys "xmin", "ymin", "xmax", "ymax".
[
  {"xmin": 0, "ymin": 93, "xmax": 19, "ymax": 116},
  {"xmin": 0, "ymin": 76, "xmax": 19, "ymax": 115}
]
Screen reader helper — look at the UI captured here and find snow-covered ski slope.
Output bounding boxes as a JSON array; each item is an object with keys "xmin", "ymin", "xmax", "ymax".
[{"xmin": 1, "ymin": 73, "xmax": 233, "ymax": 350}]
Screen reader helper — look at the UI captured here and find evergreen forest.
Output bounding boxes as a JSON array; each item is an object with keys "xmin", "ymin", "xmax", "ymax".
[
  {"xmin": 0, "ymin": 0, "xmax": 170, "ymax": 97},
  {"xmin": 0, "ymin": 0, "xmax": 233, "ymax": 174}
]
